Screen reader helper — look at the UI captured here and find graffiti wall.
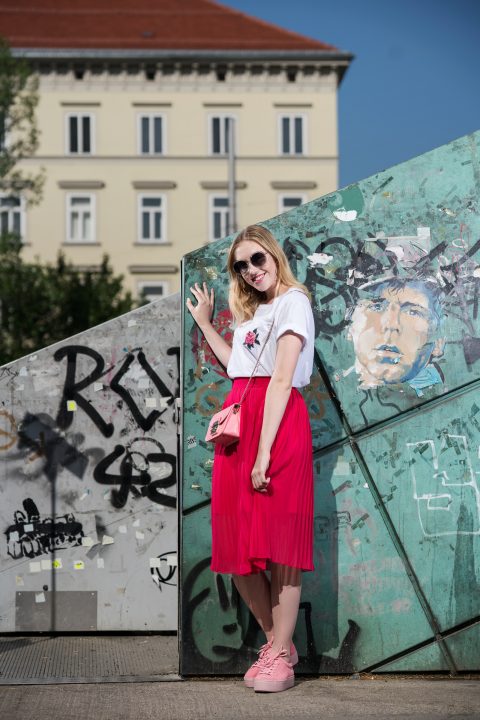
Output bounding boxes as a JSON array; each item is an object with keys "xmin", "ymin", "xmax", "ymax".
[
  {"xmin": 0, "ymin": 294, "xmax": 179, "ymax": 631},
  {"xmin": 181, "ymin": 131, "xmax": 480, "ymax": 673}
]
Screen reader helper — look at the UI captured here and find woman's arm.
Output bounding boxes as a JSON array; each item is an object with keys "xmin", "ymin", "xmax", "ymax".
[
  {"xmin": 186, "ymin": 282, "xmax": 233, "ymax": 369},
  {"xmin": 251, "ymin": 331, "xmax": 304, "ymax": 493}
]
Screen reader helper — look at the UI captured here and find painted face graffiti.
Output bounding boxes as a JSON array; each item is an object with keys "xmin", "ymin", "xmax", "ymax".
[{"xmin": 347, "ymin": 278, "xmax": 446, "ymax": 389}]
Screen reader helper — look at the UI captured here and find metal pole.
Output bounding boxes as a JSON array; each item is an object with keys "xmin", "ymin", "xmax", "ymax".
[{"xmin": 227, "ymin": 118, "xmax": 237, "ymax": 235}]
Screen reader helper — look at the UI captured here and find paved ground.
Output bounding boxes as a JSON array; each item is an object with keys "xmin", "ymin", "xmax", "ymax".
[
  {"xmin": 0, "ymin": 635, "xmax": 478, "ymax": 719},
  {"xmin": 0, "ymin": 676, "xmax": 479, "ymax": 720}
]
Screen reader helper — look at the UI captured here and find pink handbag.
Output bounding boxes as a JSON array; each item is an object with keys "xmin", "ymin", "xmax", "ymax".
[
  {"xmin": 205, "ymin": 307, "xmax": 277, "ymax": 447},
  {"xmin": 205, "ymin": 401, "xmax": 242, "ymax": 446}
]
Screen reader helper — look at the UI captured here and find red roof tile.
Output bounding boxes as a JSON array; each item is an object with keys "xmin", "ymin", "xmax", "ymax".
[{"xmin": 0, "ymin": 0, "xmax": 338, "ymax": 53}]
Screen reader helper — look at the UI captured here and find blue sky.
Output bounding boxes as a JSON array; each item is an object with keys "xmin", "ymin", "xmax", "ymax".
[{"xmin": 226, "ymin": 0, "xmax": 480, "ymax": 187}]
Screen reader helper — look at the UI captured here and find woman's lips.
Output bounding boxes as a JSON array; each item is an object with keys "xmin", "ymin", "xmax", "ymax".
[{"xmin": 252, "ymin": 272, "xmax": 265, "ymax": 284}]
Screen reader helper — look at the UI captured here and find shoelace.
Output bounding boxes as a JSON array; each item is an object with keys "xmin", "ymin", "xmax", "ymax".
[
  {"xmin": 251, "ymin": 641, "xmax": 272, "ymax": 668},
  {"xmin": 259, "ymin": 650, "xmax": 291, "ymax": 675}
]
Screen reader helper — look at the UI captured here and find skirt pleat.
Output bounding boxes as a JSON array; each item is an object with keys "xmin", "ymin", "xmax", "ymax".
[{"xmin": 210, "ymin": 376, "xmax": 314, "ymax": 575}]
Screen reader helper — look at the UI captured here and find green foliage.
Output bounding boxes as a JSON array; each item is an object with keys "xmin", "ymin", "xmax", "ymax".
[
  {"xmin": 0, "ymin": 37, "xmax": 44, "ymax": 203},
  {"xmin": 0, "ymin": 240, "xmax": 135, "ymax": 365},
  {"xmin": 0, "ymin": 39, "xmax": 136, "ymax": 366}
]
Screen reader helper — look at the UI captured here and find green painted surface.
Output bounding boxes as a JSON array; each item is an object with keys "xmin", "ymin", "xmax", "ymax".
[
  {"xmin": 301, "ymin": 445, "xmax": 434, "ymax": 672},
  {"xmin": 181, "ymin": 131, "xmax": 480, "ymax": 674},
  {"xmin": 358, "ymin": 390, "xmax": 480, "ymax": 632},
  {"xmin": 374, "ymin": 641, "xmax": 449, "ymax": 673},
  {"xmin": 445, "ymin": 623, "xmax": 480, "ymax": 671}
]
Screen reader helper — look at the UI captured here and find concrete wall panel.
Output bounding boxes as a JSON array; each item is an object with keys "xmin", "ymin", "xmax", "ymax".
[{"xmin": 0, "ymin": 295, "xmax": 180, "ymax": 631}]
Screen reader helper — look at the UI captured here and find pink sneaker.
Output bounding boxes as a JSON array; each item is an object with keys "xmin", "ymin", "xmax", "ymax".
[
  {"xmin": 253, "ymin": 648, "xmax": 295, "ymax": 693},
  {"xmin": 243, "ymin": 639, "xmax": 273, "ymax": 688},
  {"xmin": 244, "ymin": 641, "xmax": 298, "ymax": 688}
]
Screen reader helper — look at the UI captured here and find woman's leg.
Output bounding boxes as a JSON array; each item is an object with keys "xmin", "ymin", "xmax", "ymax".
[
  {"xmin": 270, "ymin": 562, "xmax": 302, "ymax": 659},
  {"xmin": 232, "ymin": 571, "xmax": 274, "ymax": 641}
]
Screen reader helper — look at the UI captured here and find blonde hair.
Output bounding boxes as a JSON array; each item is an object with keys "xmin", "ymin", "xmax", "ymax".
[{"xmin": 227, "ymin": 224, "xmax": 311, "ymax": 326}]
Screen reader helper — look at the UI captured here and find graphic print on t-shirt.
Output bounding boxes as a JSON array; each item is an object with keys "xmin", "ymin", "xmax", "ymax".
[{"xmin": 243, "ymin": 328, "xmax": 260, "ymax": 350}]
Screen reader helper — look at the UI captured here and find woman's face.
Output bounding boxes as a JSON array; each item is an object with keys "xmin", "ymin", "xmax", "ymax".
[{"xmin": 233, "ymin": 240, "xmax": 278, "ymax": 294}]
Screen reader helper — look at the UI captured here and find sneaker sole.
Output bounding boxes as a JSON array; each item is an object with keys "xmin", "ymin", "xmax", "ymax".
[
  {"xmin": 254, "ymin": 676, "xmax": 295, "ymax": 693},
  {"xmin": 244, "ymin": 677, "xmax": 255, "ymax": 688}
]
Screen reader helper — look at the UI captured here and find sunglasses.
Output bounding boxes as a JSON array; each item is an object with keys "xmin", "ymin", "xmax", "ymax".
[{"xmin": 232, "ymin": 251, "xmax": 268, "ymax": 276}]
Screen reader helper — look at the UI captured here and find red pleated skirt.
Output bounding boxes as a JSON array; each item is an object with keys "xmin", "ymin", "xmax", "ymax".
[{"xmin": 210, "ymin": 376, "xmax": 314, "ymax": 575}]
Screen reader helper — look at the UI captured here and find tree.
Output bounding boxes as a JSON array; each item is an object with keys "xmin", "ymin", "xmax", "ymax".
[
  {"xmin": 0, "ymin": 37, "xmax": 44, "ymax": 204},
  {"xmin": 0, "ymin": 240, "xmax": 135, "ymax": 365},
  {"xmin": 0, "ymin": 40, "xmax": 136, "ymax": 365}
]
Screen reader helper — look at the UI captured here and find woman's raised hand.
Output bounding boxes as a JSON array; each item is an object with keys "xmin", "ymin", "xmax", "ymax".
[{"xmin": 186, "ymin": 282, "xmax": 215, "ymax": 329}]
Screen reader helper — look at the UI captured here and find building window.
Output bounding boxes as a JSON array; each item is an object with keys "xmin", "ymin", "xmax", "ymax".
[
  {"xmin": 138, "ymin": 281, "xmax": 170, "ymax": 302},
  {"xmin": 209, "ymin": 195, "xmax": 230, "ymax": 241},
  {"xmin": 278, "ymin": 194, "xmax": 307, "ymax": 214},
  {"xmin": 279, "ymin": 115, "xmax": 306, "ymax": 155},
  {"xmin": 138, "ymin": 114, "xmax": 165, "ymax": 155},
  {"xmin": 66, "ymin": 113, "xmax": 94, "ymax": 154},
  {"xmin": 209, "ymin": 115, "xmax": 235, "ymax": 155},
  {"xmin": 66, "ymin": 194, "xmax": 95, "ymax": 243},
  {"xmin": 138, "ymin": 195, "xmax": 166, "ymax": 243},
  {"xmin": 0, "ymin": 195, "xmax": 25, "ymax": 240}
]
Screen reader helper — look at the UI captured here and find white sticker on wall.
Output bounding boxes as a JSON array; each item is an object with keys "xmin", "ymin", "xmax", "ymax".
[
  {"xmin": 29, "ymin": 562, "xmax": 42, "ymax": 573},
  {"xmin": 67, "ymin": 400, "xmax": 78, "ymax": 412},
  {"xmin": 15, "ymin": 575, "xmax": 24, "ymax": 586},
  {"xmin": 9, "ymin": 530, "xmax": 19, "ymax": 542},
  {"xmin": 118, "ymin": 526, "xmax": 127, "ymax": 534},
  {"xmin": 97, "ymin": 558, "xmax": 105, "ymax": 569},
  {"xmin": 135, "ymin": 531, "xmax": 145, "ymax": 540},
  {"xmin": 41, "ymin": 559, "xmax": 52, "ymax": 570},
  {"xmin": 163, "ymin": 554, "xmax": 178, "ymax": 567},
  {"xmin": 53, "ymin": 559, "xmax": 63, "ymax": 569},
  {"xmin": 82, "ymin": 537, "xmax": 95, "ymax": 547},
  {"xmin": 149, "ymin": 557, "xmax": 161, "ymax": 568},
  {"xmin": 93, "ymin": 382, "xmax": 103, "ymax": 392},
  {"xmin": 127, "ymin": 319, "xmax": 137, "ymax": 327},
  {"xmin": 145, "ymin": 397, "xmax": 157, "ymax": 408},
  {"xmin": 333, "ymin": 209, "xmax": 358, "ymax": 222},
  {"xmin": 35, "ymin": 592, "xmax": 46, "ymax": 603},
  {"xmin": 102, "ymin": 535, "xmax": 114, "ymax": 545},
  {"xmin": 24, "ymin": 524, "xmax": 34, "ymax": 532}
]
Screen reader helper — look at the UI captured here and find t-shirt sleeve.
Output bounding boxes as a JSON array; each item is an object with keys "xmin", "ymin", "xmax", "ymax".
[{"xmin": 275, "ymin": 292, "xmax": 312, "ymax": 350}]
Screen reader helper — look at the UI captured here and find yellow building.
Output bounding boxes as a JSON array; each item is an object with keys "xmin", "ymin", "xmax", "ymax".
[{"xmin": 1, "ymin": 0, "xmax": 352, "ymax": 300}]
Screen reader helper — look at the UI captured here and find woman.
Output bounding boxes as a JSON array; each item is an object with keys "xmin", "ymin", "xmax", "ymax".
[{"xmin": 186, "ymin": 224, "xmax": 315, "ymax": 692}]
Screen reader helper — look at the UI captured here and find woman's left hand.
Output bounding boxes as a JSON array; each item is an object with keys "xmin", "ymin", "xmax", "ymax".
[{"xmin": 251, "ymin": 450, "xmax": 271, "ymax": 493}]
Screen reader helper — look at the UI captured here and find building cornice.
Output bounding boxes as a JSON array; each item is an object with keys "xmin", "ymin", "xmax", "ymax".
[
  {"xmin": 12, "ymin": 48, "xmax": 353, "ymax": 62},
  {"xmin": 12, "ymin": 47, "xmax": 353, "ymax": 84}
]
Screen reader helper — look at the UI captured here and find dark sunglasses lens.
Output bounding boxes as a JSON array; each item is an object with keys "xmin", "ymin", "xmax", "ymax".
[
  {"xmin": 251, "ymin": 252, "xmax": 267, "ymax": 268},
  {"xmin": 233, "ymin": 260, "xmax": 248, "ymax": 274}
]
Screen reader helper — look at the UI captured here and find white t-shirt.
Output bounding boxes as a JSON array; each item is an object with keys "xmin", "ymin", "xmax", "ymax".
[{"xmin": 226, "ymin": 287, "xmax": 315, "ymax": 388}]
